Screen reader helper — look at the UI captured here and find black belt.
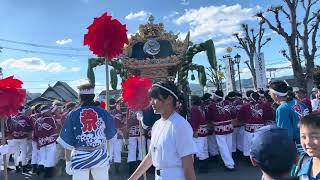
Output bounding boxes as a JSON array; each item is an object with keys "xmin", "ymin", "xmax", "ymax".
[{"xmin": 156, "ymin": 169, "xmax": 161, "ymax": 176}]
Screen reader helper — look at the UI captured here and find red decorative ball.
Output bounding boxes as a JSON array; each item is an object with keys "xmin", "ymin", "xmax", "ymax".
[
  {"xmin": 122, "ymin": 76, "xmax": 152, "ymax": 110},
  {"xmin": 100, "ymin": 101, "xmax": 107, "ymax": 110},
  {"xmin": 84, "ymin": 12, "xmax": 128, "ymax": 59},
  {"xmin": 0, "ymin": 76, "xmax": 26, "ymax": 118}
]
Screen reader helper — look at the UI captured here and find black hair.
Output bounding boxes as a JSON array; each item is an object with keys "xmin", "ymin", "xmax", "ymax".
[
  {"xmin": 149, "ymin": 80, "xmax": 180, "ymax": 107},
  {"xmin": 78, "ymin": 83, "xmax": 95, "ymax": 106},
  {"xmin": 269, "ymin": 81, "xmax": 295, "ymax": 101},
  {"xmin": 299, "ymin": 112, "xmax": 320, "ymax": 129},
  {"xmin": 79, "ymin": 94, "xmax": 95, "ymax": 106},
  {"xmin": 65, "ymin": 102, "xmax": 76, "ymax": 111},
  {"xmin": 269, "ymin": 81, "xmax": 289, "ymax": 94},
  {"xmin": 19, "ymin": 106, "xmax": 25, "ymax": 112},
  {"xmin": 286, "ymin": 87, "xmax": 295, "ymax": 101},
  {"xmin": 33, "ymin": 103, "xmax": 42, "ymax": 113},
  {"xmin": 264, "ymin": 90, "xmax": 273, "ymax": 102},
  {"xmin": 258, "ymin": 89, "xmax": 265, "ymax": 95},
  {"xmin": 191, "ymin": 95, "xmax": 201, "ymax": 106},
  {"xmin": 201, "ymin": 93, "xmax": 212, "ymax": 102},
  {"xmin": 295, "ymin": 89, "xmax": 307, "ymax": 96},
  {"xmin": 109, "ymin": 98, "xmax": 116, "ymax": 106},
  {"xmin": 246, "ymin": 90, "xmax": 254, "ymax": 98},
  {"xmin": 214, "ymin": 90, "xmax": 224, "ymax": 100},
  {"xmin": 259, "ymin": 160, "xmax": 294, "ymax": 178},
  {"xmin": 93, "ymin": 101, "xmax": 100, "ymax": 107},
  {"xmin": 226, "ymin": 91, "xmax": 236, "ymax": 101},
  {"xmin": 235, "ymin": 91, "xmax": 242, "ymax": 98},
  {"xmin": 250, "ymin": 92, "xmax": 260, "ymax": 101}
]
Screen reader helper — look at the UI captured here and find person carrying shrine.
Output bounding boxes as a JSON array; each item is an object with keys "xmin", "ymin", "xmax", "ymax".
[
  {"xmin": 207, "ymin": 90, "xmax": 235, "ymax": 171},
  {"xmin": 189, "ymin": 95, "xmax": 209, "ymax": 173},
  {"xmin": 57, "ymin": 83, "xmax": 116, "ymax": 180}
]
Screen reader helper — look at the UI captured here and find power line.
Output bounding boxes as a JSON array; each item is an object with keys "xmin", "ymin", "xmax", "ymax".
[
  {"xmin": 0, "ymin": 46, "xmax": 91, "ymax": 57},
  {"xmin": 0, "ymin": 38, "xmax": 88, "ymax": 51}
]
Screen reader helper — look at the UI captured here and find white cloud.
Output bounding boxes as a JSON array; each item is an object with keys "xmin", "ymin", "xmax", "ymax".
[
  {"xmin": 240, "ymin": 61, "xmax": 292, "ymax": 79},
  {"xmin": 70, "ymin": 79, "xmax": 90, "ymax": 87},
  {"xmin": 180, "ymin": 0, "xmax": 189, "ymax": 5},
  {"xmin": 127, "ymin": 30, "xmax": 140, "ymax": 39},
  {"xmin": 215, "ymin": 37, "xmax": 238, "ymax": 46},
  {"xmin": 70, "ymin": 67, "xmax": 81, "ymax": 72},
  {"xmin": 163, "ymin": 11, "xmax": 179, "ymax": 20},
  {"xmin": 0, "ymin": 57, "xmax": 81, "ymax": 73},
  {"xmin": 56, "ymin": 38, "xmax": 72, "ymax": 45},
  {"xmin": 69, "ymin": 79, "xmax": 103, "ymax": 93},
  {"xmin": 215, "ymin": 47, "xmax": 226, "ymax": 55},
  {"xmin": 175, "ymin": 4, "xmax": 259, "ymax": 42},
  {"xmin": 0, "ymin": 57, "xmax": 67, "ymax": 72},
  {"xmin": 125, "ymin": 11, "xmax": 151, "ymax": 21}
]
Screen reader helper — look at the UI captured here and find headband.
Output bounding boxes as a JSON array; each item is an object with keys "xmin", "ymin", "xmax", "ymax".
[
  {"xmin": 250, "ymin": 93, "xmax": 257, "ymax": 102},
  {"xmin": 269, "ymin": 88, "xmax": 288, "ymax": 97},
  {"xmin": 41, "ymin": 108, "xmax": 50, "ymax": 114},
  {"xmin": 79, "ymin": 88, "xmax": 94, "ymax": 95},
  {"xmin": 152, "ymin": 84, "xmax": 178, "ymax": 100},
  {"xmin": 213, "ymin": 92, "xmax": 223, "ymax": 99}
]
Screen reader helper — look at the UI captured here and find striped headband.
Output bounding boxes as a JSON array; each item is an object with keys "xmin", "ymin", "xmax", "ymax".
[
  {"xmin": 152, "ymin": 84, "xmax": 179, "ymax": 100},
  {"xmin": 269, "ymin": 88, "xmax": 288, "ymax": 97}
]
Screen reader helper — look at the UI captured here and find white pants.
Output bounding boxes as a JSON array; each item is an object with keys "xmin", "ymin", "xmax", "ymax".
[
  {"xmin": 193, "ymin": 137, "xmax": 209, "ymax": 160},
  {"xmin": 243, "ymin": 131, "xmax": 254, "ymax": 157},
  {"xmin": 127, "ymin": 137, "xmax": 142, "ymax": 162},
  {"xmin": 8, "ymin": 138, "xmax": 28, "ymax": 166},
  {"xmin": 232, "ymin": 127, "xmax": 244, "ymax": 152},
  {"xmin": 109, "ymin": 138, "xmax": 123, "ymax": 163},
  {"xmin": 73, "ymin": 166, "xmax": 109, "ymax": 180},
  {"xmin": 39, "ymin": 143, "xmax": 57, "ymax": 167},
  {"xmin": 31, "ymin": 141, "xmax": 41, "ymax": 165},
  {"xmin": 215, "ymin": 134, "xmax": 235, "ymax": 168},
  {"xmin": 56, "ymin": 143, "xmax": 65, "ymax": 162},
  {"xmin": 26, "ymin": 139, "xmax": 32, "ymax": 162},
  {"xmin": 207, "ymin": 134, "xmax": 219, "ymax": 156},
  {"xmin": 155, "ymin": 167, "xmax": 185, "ymax": 180}
]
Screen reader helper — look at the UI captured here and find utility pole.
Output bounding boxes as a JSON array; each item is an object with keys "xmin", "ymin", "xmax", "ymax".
[{"xmin": 0, "ymin": 67, "xmax": 8, "ymax": 180}]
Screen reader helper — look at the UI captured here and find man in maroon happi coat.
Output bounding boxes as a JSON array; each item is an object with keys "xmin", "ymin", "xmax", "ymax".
[
  {"xmin": 207, "ymin": 90, "xmax": 235, "ymax": 171},
  {"xmin": 189, "ymin": 95, "xmax": 209, "ymax": 173},
  {"xmin": 6, "ymin": 107, "xmax": 32, "ymax": 172},
  {"xmin": 237, "ymin": 92, "xmax": 267, "ymax": 158},
  {"xmin": 34, "ymin": 105, "xmax": 58, "ymax": 178}
]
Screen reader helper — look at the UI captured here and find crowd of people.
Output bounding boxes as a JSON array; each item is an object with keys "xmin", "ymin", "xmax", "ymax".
[{"xmin": 0, "ymin": 80, "xmax": 320, "ymax": 180}]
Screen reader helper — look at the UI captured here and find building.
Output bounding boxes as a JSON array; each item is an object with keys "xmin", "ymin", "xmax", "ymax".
[
  {"xmin": 96, "ymin": 89, "xmax": 122, "ymax": 102},
  {"xmin": 26, "ymin": 81, "xmax": 78, "ymax": 107}
]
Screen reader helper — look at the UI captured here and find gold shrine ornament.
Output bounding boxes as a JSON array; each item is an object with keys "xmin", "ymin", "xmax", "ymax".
[{"xmin": 226, "ymin": 47, "xmax": 233, "ymax": 53}]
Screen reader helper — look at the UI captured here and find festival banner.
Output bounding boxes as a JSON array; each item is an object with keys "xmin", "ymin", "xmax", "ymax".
[
  {"xmin": 223, "ymin": 56, "xmax": 233, "ymax": 93},
  {"xmin": 254, "ymin": 52, "xmax": 267, "ymax": 90}
]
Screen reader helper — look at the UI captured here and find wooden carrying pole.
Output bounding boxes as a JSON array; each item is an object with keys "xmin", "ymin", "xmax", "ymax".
[
  {"xmin": 105, "ymin": 57, "xmax": 110, "ymax": 111},
  {"xmin": 1, "ymin": 117, "xmax": 8, "ymax": 180}
]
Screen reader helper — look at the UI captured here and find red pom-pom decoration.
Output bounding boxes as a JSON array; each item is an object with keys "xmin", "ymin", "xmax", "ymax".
[
  {"xmin": 122, "ymin": 76, "xmax": 152, "ymax": 110},
  {"xmin": 0, "ymin": 76, "xmax": 26, "ymax": 118},
  {"xmin": 100, "ymin": 101, "xmax": 106, "ymax": 110},
  {"xmin": 84, "ymin": 12, "xmax": 128, "ymax": 59}
]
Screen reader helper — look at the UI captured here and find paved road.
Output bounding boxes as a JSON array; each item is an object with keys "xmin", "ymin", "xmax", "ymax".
[{"xmin": 1, "ymin": 158, "xmax": 261, "ymax": 180}]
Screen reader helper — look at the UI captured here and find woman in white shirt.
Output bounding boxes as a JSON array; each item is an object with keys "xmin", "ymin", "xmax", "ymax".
[{"xmin": 128, "ymin": 80, "xmax": 197, "ymax": 180}]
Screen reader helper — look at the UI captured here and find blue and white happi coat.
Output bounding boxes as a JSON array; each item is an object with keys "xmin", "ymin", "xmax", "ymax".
[{"xmin": 57, "ymin": 106, "xmax": 116, "ymax": 170}]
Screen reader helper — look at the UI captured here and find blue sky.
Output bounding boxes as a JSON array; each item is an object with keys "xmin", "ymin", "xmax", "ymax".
[{"xmin": 0, "ymin": 0, "xmax": 318, "ymax": 93}]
